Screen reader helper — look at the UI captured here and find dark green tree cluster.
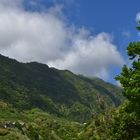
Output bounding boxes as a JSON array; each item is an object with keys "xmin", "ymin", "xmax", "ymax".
[
  {"xmin": 115, "ymin": 25, "xmax": 140, "ymax": 110},
  {"xmin": 116, "ymin": 41, "xmax": 140, "ymax": 103},
  {"xmin": 112, "ymin": 25, "xmax": 140, "ymax": 139}
]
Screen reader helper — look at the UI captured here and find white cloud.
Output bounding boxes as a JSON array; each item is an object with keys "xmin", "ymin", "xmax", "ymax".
[
  {"xmin": 122, "ymin": 31, "xmax": 131, "ymax": 38},
  {"xmin": 0, "ymin": 2, "xmax": 67, "ymax": 62},
  {"xmin": 0, "ymin": 0, "xmax": 124, "ymax": 80},
  {"xmin": 116, "ymin": 81, "xmax": 122, "ymax": 88},
  {"xmin": 48, "ymin": 32, "xmax": 124, "ymax": 79},
  {"xmin": 136, "ymin": 12, "xmax": 140, "ymax": 22}
]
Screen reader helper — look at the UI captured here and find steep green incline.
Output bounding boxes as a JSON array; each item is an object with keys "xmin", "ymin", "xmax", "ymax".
[
  {"xmin": 0, "ymin": 54, "xmax": 123, "ymax": 122},
  {"xmin": 0, "ymin": 101, "xmax": 83, "ymax": 140}
]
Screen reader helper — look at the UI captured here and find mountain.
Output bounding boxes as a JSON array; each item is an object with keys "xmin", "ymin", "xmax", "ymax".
[
  {"xmin": 0, "ymin": 100, "xmax": 83, "ymax": 140},
  {"xmin": 0, "ymin": 54, "xmax": 123, "ymax": 122}
]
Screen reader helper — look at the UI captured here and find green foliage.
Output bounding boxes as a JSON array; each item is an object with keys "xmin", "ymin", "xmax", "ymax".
[
  {"xmin": 27, "ymin": 125, "xmax": 39, "ymax": 140},
  {"xmin": 110, "ymin": 102, "xmax": 140, "ymax": 140},
  {"xmin": 79, "ymin": 101, "xmax": 140, "ymax": 140},
  {"xmin": 113, "ymin": 25, "xmax": 140, "ymax": 139},
  {"xmin": 0, "ymin": 54, "xmax": 123, "ymax": 122},
  {"xmin": 0, "ymin": 103, "xmax": 83, "ymax": 140},
  {"xmin": 0, "ymin": 128, "xmax": 9, "ymax": 136},
  {"xmin": 115, "ymin": 34, "xmax": 140, "ymax": 103}
]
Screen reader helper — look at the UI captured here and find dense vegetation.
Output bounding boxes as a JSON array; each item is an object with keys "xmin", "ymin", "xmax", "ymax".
[
  {"xmin": 113, "ymin": 26, "xmax": 140, "ymax": 139},
  {"xmin": 80, "ymin": 26, "xmax": 140, "ymax": 139},
  {"xmin": 0, "ymin": 53, "xmax": 124, "ymax": 139},
  {"xmin": 0, "ymin": 101, "xmax": 83, "ymax": 140},
  {"xmin": 0, "ymin": 54, "xmax": 123, "ymax": 123}
]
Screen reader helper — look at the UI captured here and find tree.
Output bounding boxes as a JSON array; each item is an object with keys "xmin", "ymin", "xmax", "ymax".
[
  {"xmin": 115, "ymin": 27, "xmax": 140, "ymax": 104},
  {"xmin": 111, "ymin": 25, "xmax": 140, "ymax": 140}
]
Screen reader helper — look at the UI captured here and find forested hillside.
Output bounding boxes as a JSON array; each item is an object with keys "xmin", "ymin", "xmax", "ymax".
[{"xmin": 0, "ymin": 54, "xmax": 123, "ymax": 123}]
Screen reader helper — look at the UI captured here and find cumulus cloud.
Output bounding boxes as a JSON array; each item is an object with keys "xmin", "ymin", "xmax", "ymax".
[
  {"xmin": 48, "ymin": 32, "xmax": 124, "ymax": 79},
  {"xmin": 0, "ymin": 0, "xmax": 124, "ymax": 79}
]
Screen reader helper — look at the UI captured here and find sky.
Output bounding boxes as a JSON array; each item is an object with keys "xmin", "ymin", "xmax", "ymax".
[{"xmin": 0, "ymin": 0, "xmax": 140, "ymax": 84}]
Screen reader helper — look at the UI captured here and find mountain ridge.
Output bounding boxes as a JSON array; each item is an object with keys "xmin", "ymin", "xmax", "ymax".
[{"xmin": 0, "ymin": 54, "xmax": 123, "ymax": 122}]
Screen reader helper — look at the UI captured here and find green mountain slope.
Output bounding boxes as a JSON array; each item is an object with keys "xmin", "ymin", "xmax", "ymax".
[
  {"xmin": 0, "ymin": 101, "xmax": 83, "ymax": 140},
  {"xmin": 0, "ymin": 54, "xmax": 123, "ymax": 122}
]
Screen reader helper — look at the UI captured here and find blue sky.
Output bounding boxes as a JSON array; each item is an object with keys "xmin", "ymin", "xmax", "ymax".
[
  {"xmin": 23, "ymin": 0, "xmax": 140, "ymax": 83},
  {"xmin": 24, "ymin": 0, "xmax": 140, "ymax": 37},
  {"xmin": 0, "ymin": 0, "xmax": 140, "ymax": 84}
]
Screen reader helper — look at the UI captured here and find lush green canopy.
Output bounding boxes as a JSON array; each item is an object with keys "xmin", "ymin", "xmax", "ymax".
[{"xmin": 116, "ymin": 27, "xmax": 140, "ymax": 104}]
